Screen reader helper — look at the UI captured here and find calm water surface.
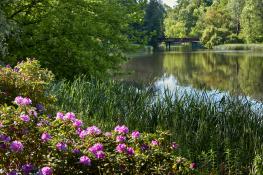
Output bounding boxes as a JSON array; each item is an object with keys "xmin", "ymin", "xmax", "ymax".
[{"xmin": 120, "ymin": 49, "xmax": 263, "ymax": 102}]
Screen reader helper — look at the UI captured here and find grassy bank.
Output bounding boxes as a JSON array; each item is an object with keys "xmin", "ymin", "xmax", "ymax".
[
  {"xmin": 214, "ymin": 44, "xmax": 263, "ymax": 51},
  {"xmin": 49, "ymin": 76, "xmax": 263, "ymax": 174}
]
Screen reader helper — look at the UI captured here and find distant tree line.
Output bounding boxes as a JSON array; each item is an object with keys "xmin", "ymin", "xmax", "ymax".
[{"xmin": 164, "ymin": 0, "xmax": 263, "ymax": 48}]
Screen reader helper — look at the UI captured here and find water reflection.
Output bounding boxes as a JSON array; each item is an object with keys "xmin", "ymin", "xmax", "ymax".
[{"xmin": 120, "ymin": 50, "xmax": 263, "ymax": 101}]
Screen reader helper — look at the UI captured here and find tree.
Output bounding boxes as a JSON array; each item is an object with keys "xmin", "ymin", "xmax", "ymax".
[
  {"xmin": 143, "ymin": 0, "xmax": 165, "ymax": 48},
  {"xmin": 241, "ymin": 0, "xmax": 263, "ymax": 43},
  {"xmin": 163, "ymin": 0, "xmax": 263, "ymax": 48},
  {"xmin": 0, "ymin": 0, "xmax": 145, "ymax": 79},
  {"xmin": 227, "ymin": 0, "xmax": 245, "ymax": 35},
  {"xmin": 164, "ymin": 0, "xmax": 212, "ymax": 38}
]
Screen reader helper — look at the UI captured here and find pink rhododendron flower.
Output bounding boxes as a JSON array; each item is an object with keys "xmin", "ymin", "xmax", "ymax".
[
  {"xmin": 126, "ymin": 147, "xmax": 135, "ymax": 156},
  {"xmin": 80, "ymin": 155, "xmax": 91, "ymax": 166},
  {"xmin": 86, "ymin": 126, "xmax": 101, "ymax": 135},
  {"xmin": 73, "ymin": 119, "xmax": 83, "ymax": 128},
  {"xmin": 56, "ymin": 112, "xmax": 64, "ymax": 120},
  {"xmin": 20, "ymin": 114, "xmax": 30, "ymax": 122},
  {"xmin": 114, "ymin": 125, "xmax": 129, "ymax": 134},
  {"xmin": 151, "ymin": 140, "xmax": 159, "ymax": 146},
  {"xmin": 14, "ymin": 96, "xmax": 24, "ymax": 105},
  {"xmin": 56, "ymin": 142, "xmax": 67, "ymax": 151},
  {"xmin": 41, "ymin": 166, "xmax": 53, "ymax": 175},
  {"xmin": 116, "ymin": 135, "xmax": 126, "ymax": 143},
  {"xmin": 41, "ymin": 132, "xmax": 52, "ymax": 142},
  {"xmin": 10, "ymin": 141, "xmax": 24, "ymax": 152},
  {"xmin": 95, "ymin": 151, "xmax": 106, "ymax": 159},
  {"xmin": 22, "ymin": 97, "xmax": 32, "ymax": 105},
  {"xmin": 64, "ymin": 112, "xmax": 76, "ymax": 121},
  {"xmin": 76, "ymin": 128, "xmax": 82, "ymax": 135},
  {"xmin": 79, "ymin": 130, "xmax": 88, "ymax": 139},
  {"xmin": 14, "ymin": 96, "xmax": 32, "ymax": 106},
  {"xmin": 89, "ymin": 143, "xmax": 104, "ymax": 154},
  {"xmin": 116, "ymin": 143, "xmax": 127, "ymax": 153},
  {"xmin": 131, "ymin": 131, "xmax": 140, "ymax": 139}
]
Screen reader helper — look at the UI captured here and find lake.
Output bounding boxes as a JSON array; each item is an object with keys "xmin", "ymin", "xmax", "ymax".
[{"xmin": 120, "ymin": 48, "xmax": 263, "ymax": 102}]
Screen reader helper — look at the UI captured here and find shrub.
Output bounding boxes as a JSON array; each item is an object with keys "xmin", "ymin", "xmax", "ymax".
[
  {"xmin": 0, "ymin": 97, "xmax": 198, "ymax": 174},
  {"xmin": 0, "ymin": 59, "xmax": 55, "ymax": 110},
  {"xmin": 50, "ymin": 76, "xmax": 263, "ymax": 174}
]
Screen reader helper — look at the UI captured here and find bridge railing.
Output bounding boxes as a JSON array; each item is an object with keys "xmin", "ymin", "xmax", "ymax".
[{"xmin": 158, "ymin": 37, "xmax": 200, "ymax": 43}]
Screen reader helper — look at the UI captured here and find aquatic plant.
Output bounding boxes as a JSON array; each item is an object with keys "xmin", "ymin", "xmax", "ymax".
[{"xmin": 50, "ymin": 76, "xmax": 263, "ymax": 174}]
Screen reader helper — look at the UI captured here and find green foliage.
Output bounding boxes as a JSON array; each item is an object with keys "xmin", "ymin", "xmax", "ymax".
[
  {"xmin": 0, "ymin": 101, "xmax": 197, "ymax": 174},
  {"xmin": 241, "ymin": 0, "xmax": 263, "ymax": 43},
  {"xmin": 50, "ymin": 76, "xmax": 263, "ymax": 174},
  {"xmin": 0, "ymin": 59, "xmax": 55, "ymax": 108},
  {"xmin": 0, "ymin": 0, "xmax": 145, "ymax": 79},
  {"xmin": 201, "ymin": 26, "xmax": 230, "ymax": 49},
  {"xmin": 250, "ymin": 154, "xmax": 263, "ymax": 175},
  {"xmin": 198, "ymin": 3, "xmax": 233, "ymax": 48},
  {"xmin": 214, "ymin": 44, "xmax": 263, "ymax": 51},
  {"xmin": 164, "ymin": 0, "xmax": 263, "ymax": 48},
  {"xmin": 143, "ymin": 0, "xmax": 165, "ymax": 48},
  {"xmin": 0, "ymin": 0, "xmax": 18, "ymax": 58}
]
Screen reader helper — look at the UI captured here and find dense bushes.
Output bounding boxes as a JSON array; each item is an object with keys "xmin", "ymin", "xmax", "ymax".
[
  {"xmin": 0, "ymin": 97, "xmax": 197, "ymax": 174},
  {"xmin": 0, "ymin": 59, "xmax": 55, "ymax": 109},
  {"xmin": 50, "ymin": 76, "xmax": 263, "ymax": 174},
  {"xmin": 0, "ymin": 0, "xmax": 145, "ymax": 79},
  {"xmin": 0, "ymin": 60, "xmax": 198, "ymax": 174},
  {"xmin": 1, "ymin": 59, "xmax": 262, "ymax": 174}
]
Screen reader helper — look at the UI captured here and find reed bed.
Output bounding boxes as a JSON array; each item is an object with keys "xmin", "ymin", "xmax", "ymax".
[
  {"xmin": 214, "ymin": 44, "xmax": 263, "ymax": 51},
  {"xmin": 49, "ymin": 76, "xmax": 263, "ymax": 174}
]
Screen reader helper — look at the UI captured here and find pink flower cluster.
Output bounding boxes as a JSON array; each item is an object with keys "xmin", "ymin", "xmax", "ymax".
[
  {"xmin": 14, "ymin": 96, "xmax": 32, "ymax": 106},
  {"xmin": 10, "ymin": 141, "xmax": 24, "ymax": 152},
  {"xmin": 56, "ymin": 112, "xmax": 83, "ymax": 128},
  {"xmin": 116, "ymin": 143, "xmax": 134, "ymax": 156},
  {"xmin": 151, "ymin": 139, "xmax": 159, "ymax": 146},
  {"xmin": 131, "ymin": 131, "xmax": 140, "ymax": 139},
  {"xmin": 3, "ymin": 96, "xmax": 191, "ymax": 174},
  {"xmin": 79, "ymin": 126, "xmax": 101, "ymax": 138},
  {"xmin": 41, "ymin": 132, "xmax": 52, "ymax": 142},
  {"xmin": 20, "ymin": 114, "xmax": 30, "ymax": 122},
  {"xmin": 41, "ymin": 166, "xmax": 53, "ymax": 175},
  {"xmin": 56, "ymin": 142, "xmax": 67, "ymax": 151},
  {"xmin": 80, "ymin": 155, "xmax": 91, "ymax": 166},
  {"xmin": 89, "ymin": 143, "xmax": 105, "ymax": 159},
  {"xmin": 116, "ymin": 135, "xmax": 126, "ymax": 142},
  {"xmin": 114, "ymin": 125, "xmax": 129, "ymax": 134}
]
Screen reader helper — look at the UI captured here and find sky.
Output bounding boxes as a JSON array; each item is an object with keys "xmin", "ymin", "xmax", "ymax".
[{"xmin": 162, "ymin": 0, "xmax": 176, "ymax": 7}]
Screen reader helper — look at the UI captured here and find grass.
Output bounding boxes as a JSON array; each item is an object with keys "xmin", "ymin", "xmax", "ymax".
[
  {"xmin": 49, "ymin": 76, "xmax": 263, "ymax": 174},
  {"xmin": 214, "ymin": 44, "xmax": 263, "ymax": 51}
]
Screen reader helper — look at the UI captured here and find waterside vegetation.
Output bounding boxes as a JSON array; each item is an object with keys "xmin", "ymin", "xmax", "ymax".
[
  {"xmin": 0, "ymin": 0, "xmax": 263, "ymax": 174},
  {"xmin": 50, "ymin": 75, "xmax": 263, "ymax": 174},
  {"xmin": 164, "ymin": 0, "xmax": 263, "ymax": 48},
  {"xmin": 214, "ymin": 44, "xmax": 263, "ymax": 51}
]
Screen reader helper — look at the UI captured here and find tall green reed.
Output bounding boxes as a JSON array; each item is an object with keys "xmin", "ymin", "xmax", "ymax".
[{"xmin": 49, "ymin": 76, "xmax": 263, "ymax": 174}]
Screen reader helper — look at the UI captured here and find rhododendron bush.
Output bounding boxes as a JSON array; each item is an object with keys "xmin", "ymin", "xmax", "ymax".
[
  {"xmin": 0, "ymin": 59, "xmax": 55, "ymax": 108},
  {"xmin": 0, "ymin": 97, "xmax": 197, "ymax": 174}
]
